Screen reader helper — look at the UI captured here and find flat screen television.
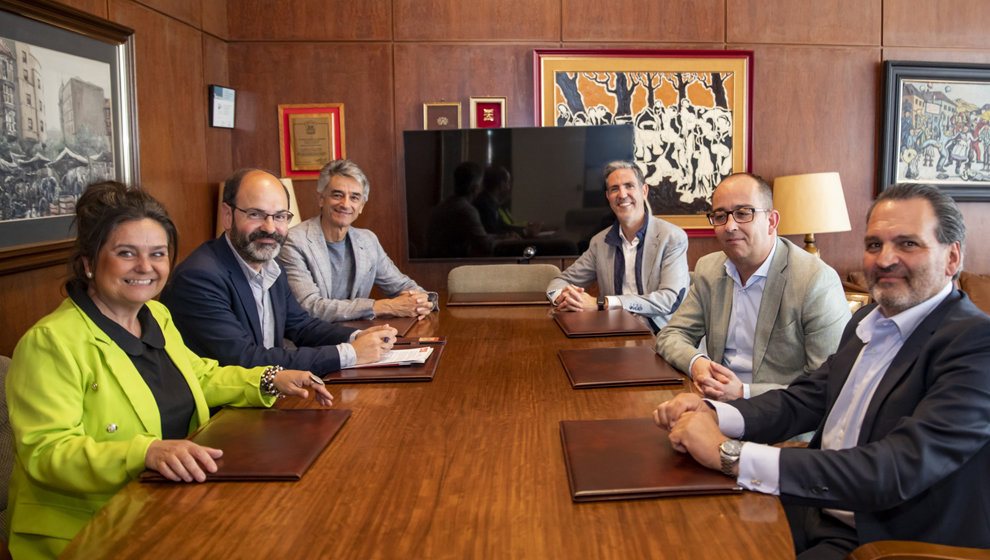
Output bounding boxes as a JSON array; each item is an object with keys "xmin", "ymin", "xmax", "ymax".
[{"xmin": 403, "ymin": 124, "xmax": 634, "ymax": 261}]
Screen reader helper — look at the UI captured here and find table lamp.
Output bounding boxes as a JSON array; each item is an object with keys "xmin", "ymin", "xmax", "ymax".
[{"xmin": 773, "ymin": 172, "xmax": 851, "ymax": 259}]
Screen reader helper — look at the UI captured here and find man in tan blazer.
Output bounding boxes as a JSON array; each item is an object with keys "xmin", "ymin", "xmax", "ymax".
[{"xmin": 655, "ymin": 173, "xmax": 849, "ymax": 400}]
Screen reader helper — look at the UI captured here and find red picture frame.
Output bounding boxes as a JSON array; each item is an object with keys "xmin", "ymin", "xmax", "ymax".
[
  {"xmin": 469, "ymin": 96, "xmax": 506, "ymax": 128},
  {"xmin": 277, "ymin": 103, "xmax": 346, "ymax": 179}
]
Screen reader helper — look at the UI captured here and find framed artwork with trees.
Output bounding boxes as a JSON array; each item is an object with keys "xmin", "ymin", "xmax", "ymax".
[{"xmin": 534, "ymin": 49, "xmax": 752, "ymax": 235}]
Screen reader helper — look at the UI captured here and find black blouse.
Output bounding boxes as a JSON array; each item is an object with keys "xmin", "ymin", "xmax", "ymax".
[{"xmin": 69, "ymin": 283, "xmax": 195, "ymax": 440}]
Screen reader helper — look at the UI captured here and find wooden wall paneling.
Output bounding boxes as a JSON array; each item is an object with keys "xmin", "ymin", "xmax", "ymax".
[
  {"xmin": 727, "ymin": 0, "xmax": 880, "ymax": 46},
  {"xmin": 884, "ymin": 0, "xmax": 990, "ymax": 49},
  {"xmin": 394, "ymin": 0, "xmax": 559, "ymax": 41},
  {"xmin": 227, "ymin": 0, "xmax": 390, "ymax": 41},
  {"xmin": 0, "ymin": 264, "xmax": 68, "ymax": 356},
  {"xmin": 202, "ymin": 34, "xmax": 230, "ymax": 235},
  {"xmin": 199, "ymin": 0, "xmax": 227, "ymax": 40},
  {"xmin": 50, "ymin": 0, "xmax": 108, "ymax": 18},
  {"xmin": 228, "ymin": 42, "xmax": 397, "ymax": 250},
  {"xmin": 131, "ymin": 0, "xmax": 201, "ymax": 28},
  {"xmin": 562, "ymin": 0, "xmax": 724, "ymax": 43},
  {"xmin": 110, "ymin": 0, "xmax": 212, "ymax": 260},
  {"xmin": 733, "ymin": 44, "xmax": 880, "ymax": 277}
]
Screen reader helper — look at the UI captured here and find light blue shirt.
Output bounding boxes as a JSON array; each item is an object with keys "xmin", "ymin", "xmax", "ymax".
[
  {"xmin": 689, "ymin": 240, "xmax": 777, "ymax": 398},
  {"xmin": 225, "ymin": 235, "xmax": 358, "ymax": 367},
  {"xmin": 712, "ymin": 281, "xmax": 954, "ymax": 503}
]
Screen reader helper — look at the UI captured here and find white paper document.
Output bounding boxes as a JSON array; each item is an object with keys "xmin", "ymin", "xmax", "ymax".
[{"xmin": 347, "ymin": 346, "xmax": 434, "ymax": 368}]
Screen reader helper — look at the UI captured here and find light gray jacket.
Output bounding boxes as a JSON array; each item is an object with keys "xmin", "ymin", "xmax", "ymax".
[
  {"xmin": 547, "ymin": 215, "xmax": 690, "ymax": 329},
  {"xmin": 655, "ymin": 237, "xmax": 850, "ymax": 396},
  {"xmin": 279, "ymin": 217, "xmax": 435, "ymax": 322}
]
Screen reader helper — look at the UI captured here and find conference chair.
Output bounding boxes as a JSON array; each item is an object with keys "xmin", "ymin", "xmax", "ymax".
[
  {"xmin": 447, "ymin": 263, "xmax": 561, "ymax": 294},
  {"xmin": 215, "ymin": 177, "xmax": 302, "ymax": 237},
  {"xmin": 845, "ymin": 540, "xmax": 990, "ymax": 560}
]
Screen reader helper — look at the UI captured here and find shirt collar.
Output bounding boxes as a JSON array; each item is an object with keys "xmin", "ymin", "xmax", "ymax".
[
  {"xmin": 67, "ymin": 281, "xmax": 164, "ymax": 355},
  {"xmin": 856, "ymin": 281, "xmax": 953, "ymax": 343},
  {"xmin": 724, "ymin": 236, "xmax": 778, "ymax": 288},
  {"xmin": 604, "ymin": 212, "xmax": 649, "ymax": 247}
]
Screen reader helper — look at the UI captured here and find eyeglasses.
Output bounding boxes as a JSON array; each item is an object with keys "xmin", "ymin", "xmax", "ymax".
[
  {"xmin": 229, "ymin": 204, "xmax": 294, "ymax": 224},
  {"xmin": 706, "ymin": 207, "xmax": 770, "ymax": 226}
]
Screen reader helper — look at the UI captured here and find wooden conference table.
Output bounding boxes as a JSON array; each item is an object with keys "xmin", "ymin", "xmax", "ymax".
[{"xmin": 65, "ymin": 303, "xmax": 793, "ymax": 559}]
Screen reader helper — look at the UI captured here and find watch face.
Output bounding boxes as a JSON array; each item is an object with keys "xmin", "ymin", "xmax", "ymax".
[{"xmin": 720, "ymin": 439, "xmax": 742, "ymax": 457}]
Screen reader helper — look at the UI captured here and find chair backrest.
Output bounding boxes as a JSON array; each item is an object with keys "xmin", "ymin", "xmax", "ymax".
[
  {"xmin": 215, "ymin": 177, "xmax": 302, "ymax": 237},
  {"xmin": 0, "ymin": 355, "xmax": 12, "ymax": 541},
  {"xmin": 447, "ymin": 264, "xmax": 561, "ymax": 294}
]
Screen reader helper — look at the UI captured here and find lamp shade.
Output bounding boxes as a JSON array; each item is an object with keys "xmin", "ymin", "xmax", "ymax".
[{"xmin": 774, "ymin": 172, "xmax": 851, "ymax": 236}]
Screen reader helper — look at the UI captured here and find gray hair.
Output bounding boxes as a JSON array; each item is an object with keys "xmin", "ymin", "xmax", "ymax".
[
  {"xmin": 602, "ymin": 161, "xmax": 645, "ymax": 191},
  {"xmin": 317, "ymin": 159, "xmax": 370, "ymax": 201},
  {"xmin": 868, "ymin": 183, "xmax": 966, "ymax": 254}
]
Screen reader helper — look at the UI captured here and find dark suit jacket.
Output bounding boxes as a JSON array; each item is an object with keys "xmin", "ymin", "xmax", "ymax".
[
  {"xmin": 731, "ymin": 289, "xmax": 990, "ymax": 548},
  {"xmin": 161, "ymin": 235, "xmax": 357, "ymax": 374}
]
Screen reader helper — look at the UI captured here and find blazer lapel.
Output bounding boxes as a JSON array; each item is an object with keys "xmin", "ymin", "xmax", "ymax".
[
  {"xmin": 217, "ymin": 236, "xmax": 265, "ymax": 345},
  {"xmin": 349, "ymin": 231, "xmax": 371, "ymax": 299},
  {"xmin": 857, "ymin": 291, "xmax": 959, "ymax": 444},
  {"xmin": 641, "ymin": 217, "xmax": 661, "ymax": 288},
  {"xmin": 307, "ymin": 219, "xmax": 335, "ymax": 299},
  {"xmin": 708, "ymin": 264, "xmax": 733, "ymax": 362},
  {"xmin": 752, "ymin": 239, "xmax": 787, "ymax": 376}
]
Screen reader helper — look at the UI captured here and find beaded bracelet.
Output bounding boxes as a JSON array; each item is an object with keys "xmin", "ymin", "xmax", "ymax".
[{"xmin": 260, "ymin": 365, "xmax": 285, "ymax": 398}]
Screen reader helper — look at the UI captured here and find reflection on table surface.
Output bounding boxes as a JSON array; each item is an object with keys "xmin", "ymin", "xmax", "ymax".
[{"xmin": 64, "ymin": 303, "xmax": 793, "ymax": 559}]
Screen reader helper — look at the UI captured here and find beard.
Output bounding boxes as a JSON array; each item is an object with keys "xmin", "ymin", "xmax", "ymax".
[
  {"xmin": 866, "ymin": 261, "xmax": 941, "ymax": 317},
  {"xmin": 229, "ymin": 224, "xmax": 285, "ymax": 265}
]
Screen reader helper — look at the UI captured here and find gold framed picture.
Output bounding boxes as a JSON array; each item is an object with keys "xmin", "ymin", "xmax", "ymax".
[
  {"xmin": 469, "ymin": 96, "xmax": 506, "ymax": 128},
  {"xmin": 277, "ymin": 103, "xmax": 346, "ymax": 179},
  {"xmin": 423, "ymin": 102, "xmax": 461, "ymax": 130}
]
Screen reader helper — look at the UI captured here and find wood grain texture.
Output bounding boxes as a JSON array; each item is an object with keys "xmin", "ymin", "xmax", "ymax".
[
  {"xmin": 227, "ymin": 42, "xmax": 397, "ymax": 250},
  {"xmin": 63, "ymin": 305, "xmax": 793, "ymax": 559},
  {"xmin": 199, "ymin": 0, "xmax": 226, "ymax": 39},
  {"xmin": 227, "ymin": 0, "xmax": 390, "ymax": 41},
  {"xmin": 47, "ymin": 0, "xmax": 108, "ymax": 18},
  {"xmin": 738, "ymin": 44, "xmax": 880, "ymax": 276},
  {"xmin": 394, "ymin": 0, "xmax": 559, "ymax": 41},
  {"xmin": 110, "ymin": 0, "xmax": 212, "ymax": 261},
  {"xmin": 727, "ymin": 0, "xmax": 880, "ymax": 45},
  {"xmin": 884, "ymin": 0, "xmax": 990, "ymax": 49},
  {"xmin": 131, "ymin": 0, "xmax": 201, "ymax": 28},
  {"xmin": 562, "ymin": 0, "xmax": 723, "ymax": 43},
  {"xmin": 0, "ymin": 265, "xmax": 67, "ymax": 356}
]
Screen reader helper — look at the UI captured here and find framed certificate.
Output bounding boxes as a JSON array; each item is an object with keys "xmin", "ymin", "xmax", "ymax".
[
  {"xmin": 277, "ymin": 103, "xmax": 346, "ymax": 179},
  {"xmin": 209, "ymin": 85, "xmax": 236, "ymax": 128}
]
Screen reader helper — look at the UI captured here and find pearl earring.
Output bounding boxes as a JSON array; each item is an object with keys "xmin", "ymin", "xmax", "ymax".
[{"xmin": 86, "ymin": 271, "xmax": 93, "ymax": 278}]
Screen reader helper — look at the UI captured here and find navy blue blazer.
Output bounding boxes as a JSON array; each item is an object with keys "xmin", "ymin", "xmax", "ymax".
[
  {"xmin": 731, "ymin": 289, "xmax": 990, "ymax": 548},
  {"xmin": 161, "ymin": 235, "xmax": 357, "ymax": 374}
]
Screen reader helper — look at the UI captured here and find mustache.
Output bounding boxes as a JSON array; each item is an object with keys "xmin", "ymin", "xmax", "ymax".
[{"xmin": 248, "ymin": 230, "xmax": 286, "ymax": 245}]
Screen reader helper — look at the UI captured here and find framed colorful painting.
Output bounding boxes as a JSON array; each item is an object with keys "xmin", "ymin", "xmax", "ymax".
[
  {"xmin": 277, "ymin": 103, "xmax": 345, "ymax": 179},
  {"xmin": 0, "ymin": 0, "xmax": 139, "ymax": 274},
  {"xmin": 534, "ymin": 49, "xmax": 753, "ymax": 235},
  {"xmin": 880, "ymin": 60, "xmax": 990, "ymax": 201}
]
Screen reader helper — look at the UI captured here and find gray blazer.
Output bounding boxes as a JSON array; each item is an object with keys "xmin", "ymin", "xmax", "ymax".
[
  {"xmin": 655, "ymin": 237, "xmax": 850, "ymax": 396},
  {"xmin": 546, "ymin": 215, "xmax": 690, "ymax": 329},
  {"xmin": 279, "ymin": 217, "xmax": 435, "ymax": 322}
]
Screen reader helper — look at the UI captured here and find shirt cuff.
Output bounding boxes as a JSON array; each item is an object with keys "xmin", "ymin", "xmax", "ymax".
[
  {"xmin": 605, "ymin": 295, "xmax": 621, "ymax": 309},
  {"xmin": 687, "ymin": 353, "xmax": 707, "ymax": 379},
  {"xmin": 337, "ymin": 343, "xmax": 356, "ymax": 369},
  {"xmin": 708, "ymin": 399, "xmax": 745, "ymax": 439},
  {"xmin": 737, "ymin": 442, "xmax": 780, "ymax": 495},
  {"xmin": 348, "ymin": 330, "xmax": 359, "ymax": 343},
  {"xmin": 743, "ymin": 383, "xmax": 751, "ymax": 399},
  {"xmin": 547, "ymin": 289, "xmax": 560, "ymax": 305}
]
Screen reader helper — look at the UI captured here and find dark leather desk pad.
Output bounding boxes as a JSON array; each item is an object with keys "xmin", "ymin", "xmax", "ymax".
[
  {"xmin": 323, "ymin": 338, "xmax": 446, "ymax": 383},
  {"xmin": 552, "ymin": 309, "xmax": 652, "ymax": 337},
  {"xmin": 558, "ymin": 346, "xmax": 684, "ymax": 388},
  {"xmin": 140, "ymin": 408, "xmax": 351, "ymax": 482},
  {"xmin": 559, "ymin": 417, "xmax": 742, "ymax": 502},
  {"xmin": 447, "ymin": 291, "xmax": 549, "ymax": 306},
  {"xmin": 339, "ymin": 316, "xmax": 417, "ymax": 337}
]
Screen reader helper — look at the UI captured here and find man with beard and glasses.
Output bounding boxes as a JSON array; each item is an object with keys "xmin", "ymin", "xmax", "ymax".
[
  {"xmin": 654, "ymin": 183, "xmax": 990, "ymax": 558},
  {"xmin": 163, "ymin": 169, "xmax": 396, "ymax": 375}
]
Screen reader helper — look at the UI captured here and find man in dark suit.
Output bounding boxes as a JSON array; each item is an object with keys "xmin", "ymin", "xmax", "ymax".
[
  {"xmin": 162, "ymin": 168, "xmax": 396, "ymax": 374},
  {"xmin": 654, "ymin": 183, "xmax": 990, "ymax": 558}
]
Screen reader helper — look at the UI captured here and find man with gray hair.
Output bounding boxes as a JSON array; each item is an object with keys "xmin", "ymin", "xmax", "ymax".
[
  {"xmin": 546, "ymin": 160, "xmax": 690, "ymax": 330},
  {"xmin": 279, "ymin": 159, "xmax": 437, "ymax": 322},
  {"xmin": 654, "ymin": 183, "xmax": 990, "ymax": 557}
]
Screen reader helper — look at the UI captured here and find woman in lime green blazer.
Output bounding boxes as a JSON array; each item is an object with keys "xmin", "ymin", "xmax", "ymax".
[{"xmin": 5, "ymin": 182, "xmax": 332, "ymax": 558}]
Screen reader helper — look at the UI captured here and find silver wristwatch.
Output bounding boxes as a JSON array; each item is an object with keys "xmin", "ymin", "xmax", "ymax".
[{"xmin": 718, "ymin": 439, "xmax": 742, "ymax": 477}]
